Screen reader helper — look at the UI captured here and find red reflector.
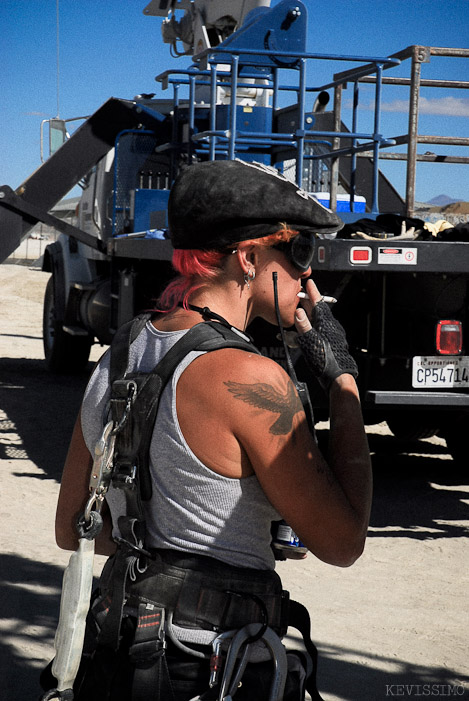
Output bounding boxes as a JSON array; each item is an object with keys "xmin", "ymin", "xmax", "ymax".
[
  {"xmin": 350, "ymin": 246, "xmax": 371, "ymax": 264},
  {"xmin": 354, "ymin": 250, "xmax": 369, "ymax": 260},
  {"xmin": 436, "ymin": 320, "xmax": 463, "ymax": 355}
]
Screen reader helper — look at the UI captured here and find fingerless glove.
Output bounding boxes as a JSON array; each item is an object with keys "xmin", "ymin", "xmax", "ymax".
[{"xmin": 296, "ymin": 301, "xmax": 358, "ymax": 391}]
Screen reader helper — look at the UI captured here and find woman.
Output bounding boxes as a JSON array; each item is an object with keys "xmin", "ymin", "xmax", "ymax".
[{"xmin": 54, "ymin": 160, "xmax": 372, "ymax": 700}]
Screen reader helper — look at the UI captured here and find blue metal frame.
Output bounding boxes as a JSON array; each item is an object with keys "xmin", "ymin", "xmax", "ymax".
[{"xmin": 150, "ymin": 0, "xmax": 401, "ymax": 215}]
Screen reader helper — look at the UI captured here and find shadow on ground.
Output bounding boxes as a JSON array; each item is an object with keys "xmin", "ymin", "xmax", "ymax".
[
  {"xmin": 0, "ymin": 553, "xmax": 104, "ymax": 701},
  {"xmin": 366, "ymin": 430, "xmax": 469, "ymax": 539},
  {"xmin": 315, "ymin": 425, "xmax": 469, "ymax": 540},
  {"xmin": 1, "ymin": 554, "xmax": 64, "ymax": 700},
  {"xmin": 313, "ymin": 640, "xmax": 469, "ymax": 700},
  {"xmin": 0, "ymin": 356, "xmax": 97, "ymax": 480}
]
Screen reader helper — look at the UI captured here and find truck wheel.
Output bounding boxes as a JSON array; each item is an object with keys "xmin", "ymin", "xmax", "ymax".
[
  {"xmin": 43, "ymin": 276, "xmax": 92, "ymax": 373},
  {"xmin": 442, "ymin": 415, "xmax": 467, "ymax": 468},
  {"xmin": 386, "ymin": 416, "xmax": 438, "ymax": 442}
]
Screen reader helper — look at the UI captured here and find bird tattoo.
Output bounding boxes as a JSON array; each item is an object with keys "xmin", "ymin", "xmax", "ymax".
[{"xmin": 224, "ymin": 380, "xmax": 302, "ymax": 435}]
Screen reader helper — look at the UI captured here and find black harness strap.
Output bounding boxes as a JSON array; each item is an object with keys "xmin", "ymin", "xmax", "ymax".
[
  {"xmin": 97, "ymin": 317, "xmax": 260, "ymax": 682},
  {"xmin": 288, "ymin": 600, "xmax": 324, "ymax": 701},
  {"xmin": 109, "ymin": 313, "xmax": 151, "ymax": 385},
  {"xmin": 110, "ymin": 317, "xmax": 259, "ymax": 502},
  {"xmin": 97, "ymin": 521, "xmax": 141, "ymax": 651},
  {"xmin": 129, "ymin": 604, "xmax": 174, "ymax": 701}
]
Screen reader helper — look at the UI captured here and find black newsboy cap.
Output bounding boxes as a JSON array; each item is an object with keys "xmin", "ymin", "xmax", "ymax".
[{"xmin": 168, "ymin": 160, "xmax": 343, "ymax": 250}]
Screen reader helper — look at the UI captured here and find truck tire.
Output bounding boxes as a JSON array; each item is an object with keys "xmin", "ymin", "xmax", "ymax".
[
  {"xmin": 43, "ymin": 276, "xmax": 92, "ymax": 373},
  {"xmin": 386, "ymin": 416, "xmax": 438, "ymax": 442}
]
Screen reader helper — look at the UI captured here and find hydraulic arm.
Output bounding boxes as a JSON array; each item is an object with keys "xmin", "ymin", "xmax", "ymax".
[{"xmin": 0, "ymin": 98, "xmax": 168, "ymax": 263}]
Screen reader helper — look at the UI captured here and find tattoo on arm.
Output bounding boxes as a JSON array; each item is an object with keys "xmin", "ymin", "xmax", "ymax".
[{"xmin": 224, "ymin": 380, "xmax": 303, "ymax": 435}]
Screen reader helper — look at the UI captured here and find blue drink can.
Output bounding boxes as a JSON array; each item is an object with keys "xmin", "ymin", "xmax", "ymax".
[{"xmin": 273, "ymin": 521, "xmax": 308, "ymax": 554}]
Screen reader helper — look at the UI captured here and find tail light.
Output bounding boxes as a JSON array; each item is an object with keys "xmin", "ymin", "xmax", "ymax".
[{"xmin": 436, "ymin": 320, "xmax": 463, "ymax": 355}]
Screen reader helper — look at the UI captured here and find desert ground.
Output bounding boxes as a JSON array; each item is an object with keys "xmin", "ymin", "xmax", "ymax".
[{"xmin": 0, "ymin": 261, "xmax": 468, "ymax": 700}]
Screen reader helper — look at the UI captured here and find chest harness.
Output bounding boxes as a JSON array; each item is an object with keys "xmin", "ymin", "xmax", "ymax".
[{"xmin": 42, "ymin": 310, "xmax": 323, "ymax": 701}]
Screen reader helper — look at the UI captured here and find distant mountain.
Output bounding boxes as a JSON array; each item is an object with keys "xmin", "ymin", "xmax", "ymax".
[{"xmin": 427, "ymin": 194, "xmax": 460, "ymax": 206}]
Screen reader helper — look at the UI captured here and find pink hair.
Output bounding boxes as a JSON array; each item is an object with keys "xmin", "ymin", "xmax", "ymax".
[{"xmin": 157, "ymin": 224, "xmax": 298, "ymax": 312}]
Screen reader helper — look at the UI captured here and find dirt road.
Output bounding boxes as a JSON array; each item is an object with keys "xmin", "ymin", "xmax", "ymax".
[{"xmin": 1, "ymin": 262, "xmax": 468, "ymax": 701}]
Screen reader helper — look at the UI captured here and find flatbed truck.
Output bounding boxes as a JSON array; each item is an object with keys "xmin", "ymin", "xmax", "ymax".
[{"xmin": 1, "ymin": 0, "xmax": 468, "ymax": 466}]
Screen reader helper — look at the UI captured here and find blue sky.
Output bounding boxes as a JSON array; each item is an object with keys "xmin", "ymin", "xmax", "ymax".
[{"xmin": 1, "ymin": 0, "xmax": 468, "ymax": 203}]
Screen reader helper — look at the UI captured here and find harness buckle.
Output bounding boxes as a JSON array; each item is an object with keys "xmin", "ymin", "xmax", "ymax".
[
  {"xmin": 112, "ymin": 462, "xmax": 137, "ymax": 489},
  {"xmin": 223, "ymin": 591, "xmax": 268, "ymax": 643},
  {"xmin": 129, "ymin": 639, "xmax": 166, "ymax": 668}
]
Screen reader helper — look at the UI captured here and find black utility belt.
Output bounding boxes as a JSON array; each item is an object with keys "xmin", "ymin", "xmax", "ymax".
[{"xmin": 102, "ymin": 548, "xmax": 290, "ymax": 637}]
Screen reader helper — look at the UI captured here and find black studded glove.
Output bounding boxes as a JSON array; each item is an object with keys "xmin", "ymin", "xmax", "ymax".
[{"xmin": 296, "ymin": 300, "xmax": 358, "ymax": 391}]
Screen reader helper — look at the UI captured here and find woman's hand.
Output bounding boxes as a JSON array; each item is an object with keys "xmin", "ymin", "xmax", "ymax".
[
  {"xmin": 294, "ymin": 279, "xmax": 358, "ymax": 391},
  {"xmin": 294, "ymin": 278, "xmax": 319, "ymax": 333}
]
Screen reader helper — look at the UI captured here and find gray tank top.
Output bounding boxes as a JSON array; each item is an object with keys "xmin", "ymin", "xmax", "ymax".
[{"xmin": 81, "ymin": 321, "xmax": 280, "ymax": 571}]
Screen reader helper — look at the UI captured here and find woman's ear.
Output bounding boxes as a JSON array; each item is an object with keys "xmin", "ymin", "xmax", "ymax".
[{"xmin": 236, "ymin": 242, "xmax": 256, "ymax": 274}]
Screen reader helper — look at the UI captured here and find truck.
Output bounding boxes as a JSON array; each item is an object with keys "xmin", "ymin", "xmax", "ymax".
[{"xmin": 1, "ymin": 0, "xmax": 468, "ymax": 467}]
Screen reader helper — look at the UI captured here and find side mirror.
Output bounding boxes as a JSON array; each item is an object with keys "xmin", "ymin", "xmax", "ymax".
[
  {"xmin": 40, "ymin": 118, "xmax": 69, "ymax": 161},
  {"xmin": 49, "ymin": 118, "xmax": 68, "ymax": 155}
]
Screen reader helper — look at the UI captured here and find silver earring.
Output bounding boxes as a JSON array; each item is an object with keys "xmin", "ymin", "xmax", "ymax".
[{"xmin": 244, "ymin": 269, "xmax": 255, "ymax": 288}]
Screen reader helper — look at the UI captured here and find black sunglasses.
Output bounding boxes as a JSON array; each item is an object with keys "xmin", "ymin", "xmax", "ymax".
[{"xmin": 273, "ymin": 233, "xmax": 315, "ymax": 272}]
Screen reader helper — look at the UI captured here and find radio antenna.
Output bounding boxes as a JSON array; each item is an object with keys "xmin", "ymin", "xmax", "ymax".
[
  {"xmin": 272, "ymin": 272, "xmax": 316, "ymax": 437},
  {"xmin": 55, "ymin": 0, "xmax": 60, "ymax": 117}
]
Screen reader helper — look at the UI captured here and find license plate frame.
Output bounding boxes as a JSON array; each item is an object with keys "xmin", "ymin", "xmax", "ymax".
[{"xmin": 412, "ymin": 356, "xmax": 469, "ymax": 388}]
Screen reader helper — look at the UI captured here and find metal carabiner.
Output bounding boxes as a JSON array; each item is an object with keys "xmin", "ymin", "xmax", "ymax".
[
  {"xmin": 83, "ymin": 420, "xmax": 116, "ymax": 524},
  {"xmin": 89, "ymin": 421, "xmax": 116, "ymax": 492},
  {"xmin": 209, "ymin": 629, "xmax": 238, "ymax": 688},
  {"xmin": 111, "ymin": 380, "xmax": 137, "ymax": 435},
  {"xmin": 83, "ymin": 493, "xmax": 98, "ymax": 524},
  {"xmin": 218, "ymin": 624, "xmax": 288, "ymax": 701}
]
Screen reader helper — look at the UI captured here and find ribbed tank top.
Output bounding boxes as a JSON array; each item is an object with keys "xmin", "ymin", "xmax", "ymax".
[{"xmin": 81, "ymin": 321, "xmax": 280, "ymax": 570}]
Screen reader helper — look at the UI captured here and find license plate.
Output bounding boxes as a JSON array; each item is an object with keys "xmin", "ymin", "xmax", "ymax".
[{"xmin": 412, "ymin": 356, "xmax": 469, "ymax": 388}]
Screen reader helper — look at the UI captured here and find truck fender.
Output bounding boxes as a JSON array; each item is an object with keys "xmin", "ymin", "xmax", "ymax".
[
  {"xmin": 42, "ymin": 239, "xmax": 67, "ymax": 322},
  {"xmin": 42, "ymin": 234, "xmax": 94, "ymax": 321}
]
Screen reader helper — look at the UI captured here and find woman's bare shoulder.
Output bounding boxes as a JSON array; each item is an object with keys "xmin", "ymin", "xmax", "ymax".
[
  {"xmin": 187, "ymin": 346, "xmax": 288, "ymax": 383},
  {"xmin": 178, "ymin": 347, "xmax": 296, "ymax": 432}
]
